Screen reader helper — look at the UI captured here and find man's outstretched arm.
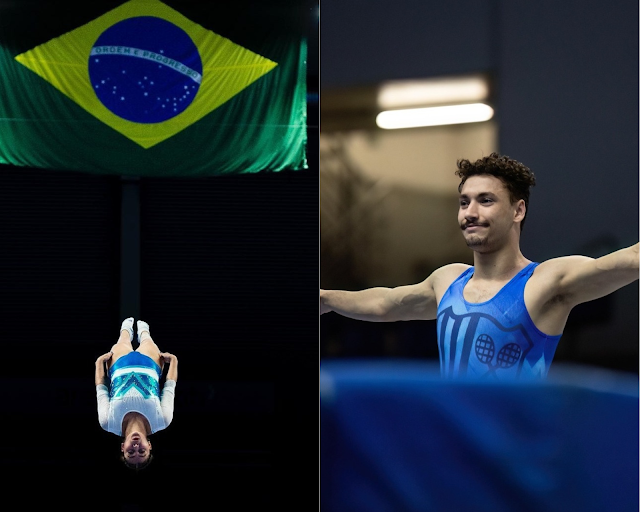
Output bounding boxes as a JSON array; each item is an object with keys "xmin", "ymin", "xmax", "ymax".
[
  {"xmin": 320, "ymin": 284, "xmax": 435, "ymax": 322},
  {"xmin": 320, "ymin": 264, "xmax": 467, "ymax": 322},
  {"xmin": 546, "ymin": 242, "xmax": 639, "ymax": 307}
]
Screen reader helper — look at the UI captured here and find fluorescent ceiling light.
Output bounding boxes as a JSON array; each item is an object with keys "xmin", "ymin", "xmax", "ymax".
[
  {"xmin": 377, "ymin": 76, "xmax": 489, "ymax": 109},
  {"xmin": 376, "ymin": 103, "xmax": 494, "ymax": 130}
]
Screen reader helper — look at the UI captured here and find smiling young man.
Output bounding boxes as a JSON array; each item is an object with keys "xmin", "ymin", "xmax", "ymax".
[{"xmin": 320, "ymin": 153, "xmax": 639, "ymax": 380}]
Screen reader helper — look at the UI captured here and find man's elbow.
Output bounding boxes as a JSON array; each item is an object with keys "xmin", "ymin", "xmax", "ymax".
[{"xmin": 373, "ymin": 298, "xmax": 398, "ymax": 321}]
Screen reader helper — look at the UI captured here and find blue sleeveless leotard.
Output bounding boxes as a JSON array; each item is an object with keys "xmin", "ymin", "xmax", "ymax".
[{"xmin": 436, "ymin": 262, "xmax": 561, "ymax": 380}]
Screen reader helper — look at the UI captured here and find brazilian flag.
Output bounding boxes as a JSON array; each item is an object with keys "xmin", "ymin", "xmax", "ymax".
[{"xmin": 0, "ymin": 0, "xmax": 307, "ymax": 176}]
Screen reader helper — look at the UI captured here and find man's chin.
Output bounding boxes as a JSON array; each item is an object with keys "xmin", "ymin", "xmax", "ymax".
[
  {"xmin": 465, "ymin": 236, "xmax": 493, "ymax": 252},
  {"xmin": 464, "ymin": 235, "xmax": 485, "ymax": 247}
]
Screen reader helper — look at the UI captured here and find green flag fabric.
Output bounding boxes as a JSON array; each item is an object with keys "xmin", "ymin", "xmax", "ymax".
[{"xmin": 0, "ymin": 0, "xmax": 307, "ymax": 176}]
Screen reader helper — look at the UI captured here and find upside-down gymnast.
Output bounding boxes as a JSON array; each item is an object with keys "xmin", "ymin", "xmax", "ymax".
[
  {"xmin": 95, "ymin": 318, "xmax": 178, "ymax": 469},
  {"xmin": 320, "ymin": 153, "xmax": 639, "ymax": 380}
]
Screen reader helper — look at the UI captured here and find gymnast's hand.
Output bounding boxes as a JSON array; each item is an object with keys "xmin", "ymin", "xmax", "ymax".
[
  {"xmin": 160, "ymin": 352, "xmax": 177, "ymax": 364},
  {"xmin": 160, "ymin": 352, "xmax": 178, "ymax": 382},
  {"xmin": 95, "ymin": 352, "xmax": 113, "ymax": 367}
]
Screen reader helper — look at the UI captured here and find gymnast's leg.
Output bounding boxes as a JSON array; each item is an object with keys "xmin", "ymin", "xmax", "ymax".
[
  {"xmin": 108, "ymin": 317, "xmax": 135, "ymax": 370},
  {"xmin": 135, "ymin": 320, "xmax": 164, "ymax": 372}
]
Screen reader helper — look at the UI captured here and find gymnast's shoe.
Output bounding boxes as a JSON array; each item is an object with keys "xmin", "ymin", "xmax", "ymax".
[
  {"xmin": 137, "ymin": 320, "xmax": 151, "ymax": 341},
  {"xmin": 120, "ymin": 317, "xmax": 135, "ymax": 341}
]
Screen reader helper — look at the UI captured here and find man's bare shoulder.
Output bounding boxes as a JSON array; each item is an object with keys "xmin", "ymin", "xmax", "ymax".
[
  {"xmin": 385, "ymin": 263, "xmax": 470, "ymax": 321},
  {"xmin": 429, "ymin": 263, "xmax": 471, "ymax": 296},
  {"xmin": 397, "ymin": 263, "xmax": 469, "ymax": 299},
  {"xmin": 432, "ymin": 262, "xmax": 471, "ymax": 279},
  {"xmin": 527, "ymin": 255, "xmax": 596, "ymax": 306},
  {"xmin": 534, "ymin": 255, "xmax": 594, "ymax": 279}
]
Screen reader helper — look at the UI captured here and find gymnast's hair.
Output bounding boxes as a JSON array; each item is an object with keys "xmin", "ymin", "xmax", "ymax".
[
  {"xmin": 120, "ymin": 436, "xmax": 155, "ymax": 472},
  {"xmin": 455, "ymin": 152, "xmax": 536, "ymax": 231},
  {"xmin": 121, "ymin": 452, "xmax": 154, "ymax": 472}
]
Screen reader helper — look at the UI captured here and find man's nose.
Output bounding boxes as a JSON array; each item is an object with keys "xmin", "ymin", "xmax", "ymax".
[{"xmin": 465, "ymin": 201, "xmax": 479, "ymax": 217}]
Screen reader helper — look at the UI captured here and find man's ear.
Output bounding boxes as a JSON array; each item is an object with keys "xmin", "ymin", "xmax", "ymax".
[{"xmin": 514, "ymin": 199, "xmax": 526, "ymax": 223}]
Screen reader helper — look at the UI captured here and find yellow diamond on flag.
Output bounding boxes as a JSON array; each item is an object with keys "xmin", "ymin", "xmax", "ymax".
[{"xmin": 14, "ymin": 0, "xmax": 278, "ymax": 148}]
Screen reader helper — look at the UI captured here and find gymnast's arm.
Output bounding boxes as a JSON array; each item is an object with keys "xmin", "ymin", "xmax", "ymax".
[
  {"xmin": 95, "ymin": 352, "xmax": 112, "ymax": 429},
  {"xmin": 540, "ymin": 242, "xmax": 639, "ymax": 307},
  {"xmin": 320, "ymin": 264, "xmax": 466, "ymax": 322},
  {"xmin": 160, "ymin": 353, "xmax": 178, "ymax": 426}
]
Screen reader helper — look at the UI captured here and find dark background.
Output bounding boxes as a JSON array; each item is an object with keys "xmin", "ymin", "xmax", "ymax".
[
  {"xmin": 0, "ymin": 1, "xmax": 318, "ymax": 509},
  {"xmin": 320, "ymin": 0, "xmax": 639, "ymax": 375}
]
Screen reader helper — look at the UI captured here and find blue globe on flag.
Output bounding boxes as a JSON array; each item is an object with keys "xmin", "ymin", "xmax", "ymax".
[{"xmin": 89, "ymin": 16, "xmax": 202, "ymax": 124}]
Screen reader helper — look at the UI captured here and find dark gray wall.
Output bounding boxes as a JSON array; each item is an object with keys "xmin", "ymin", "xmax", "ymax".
[
  {"xmin": 321, "ymin": 0, "xmax": 496, "ymax": 87},
  {"xmin": 499, "ymin": 0, "xmax": 638, "ymax": 257},
  {"xmin": 322, "ymin": 0, "xmax": 637, "ymax": 252}
]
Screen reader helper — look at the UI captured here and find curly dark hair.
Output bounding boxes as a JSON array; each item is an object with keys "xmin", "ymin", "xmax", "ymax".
[{"xmin": 455, "ymin": 152, "xmax": 536, "ymax": 231}]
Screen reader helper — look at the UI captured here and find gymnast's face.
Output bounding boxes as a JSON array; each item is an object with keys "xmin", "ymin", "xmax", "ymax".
[
  {"xmin": 458, "ymin": 174, "xmax": 524, "ymax": 252},
  {"xmin": 121, "ymin": 432, "xmax": 152, "ymax": 465}
]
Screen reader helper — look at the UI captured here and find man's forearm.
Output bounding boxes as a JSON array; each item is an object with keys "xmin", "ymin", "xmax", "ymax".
[
  {"xmin": 627, "ymin": 242, "xmax": 639, "ymax": 269},
  {"xmin": 596, "ymin": 242, "xmax": 640, "ymax": 274},
  {"xmin": 320, "ymin": 288, "xmax": 392, "ymax": 321},
  {"xmin": 564, "ymin": 242, "xmax": 640, "ymax": 306}
]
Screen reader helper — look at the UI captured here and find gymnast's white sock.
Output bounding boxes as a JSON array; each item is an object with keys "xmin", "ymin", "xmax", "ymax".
[
  {"xmin": 120, "ymin": 317, "xmax": 134, "ymax": 340},
  {"xmin": 137, "ymin": 320, "xmax": 151, "ymax": 342}
]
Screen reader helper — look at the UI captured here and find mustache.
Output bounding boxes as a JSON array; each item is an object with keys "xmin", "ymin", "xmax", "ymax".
[{"xmin": 460, "ymin": 221, "xmax": 488, "ymax": 230}]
